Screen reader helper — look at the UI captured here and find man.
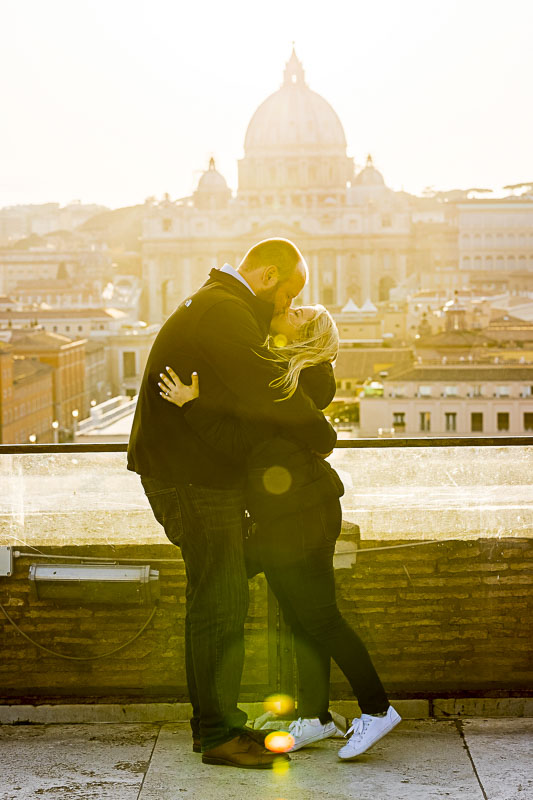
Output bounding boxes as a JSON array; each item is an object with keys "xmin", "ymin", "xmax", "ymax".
[{"xmin": 128, "ymin": 238, "xmax": 336, "ymax": 769}]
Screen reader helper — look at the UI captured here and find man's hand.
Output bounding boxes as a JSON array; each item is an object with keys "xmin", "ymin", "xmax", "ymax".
[{"xmin": 159, "ymin": 366, "xmax": 199, "ymax": 407}]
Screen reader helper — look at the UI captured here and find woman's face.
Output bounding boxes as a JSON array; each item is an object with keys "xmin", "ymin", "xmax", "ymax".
[{"xmin": 270, "ymin": 305, "xmax": 317, "ymax": 344}]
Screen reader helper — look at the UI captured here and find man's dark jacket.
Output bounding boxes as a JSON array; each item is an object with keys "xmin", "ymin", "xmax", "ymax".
[{"xmin": 127, "ymin": 269, "xmax": 337, "ymax": 488}]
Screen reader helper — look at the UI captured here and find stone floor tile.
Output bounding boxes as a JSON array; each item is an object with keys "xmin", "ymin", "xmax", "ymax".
[
  {"xmin": 462, "ymin": 718, "xmax": 533, "ymax": 800},
  {"xmin": 0, "ymin": 723, "xmax": 158, "ymax": 800},
  {"xmin": 139, "ymin": 720, "xmax": 483, "ymax": 800}
]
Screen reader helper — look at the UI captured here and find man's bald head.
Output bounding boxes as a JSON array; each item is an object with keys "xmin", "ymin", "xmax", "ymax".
[{"xmin": 238, "ymin": 238, "xmax": 308, "ymax": 313}]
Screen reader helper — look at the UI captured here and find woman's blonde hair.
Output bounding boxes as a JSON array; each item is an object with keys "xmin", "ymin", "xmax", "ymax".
[{"xmin": 268, "ymin": 305, "xmax": 339, "ymax": 400}]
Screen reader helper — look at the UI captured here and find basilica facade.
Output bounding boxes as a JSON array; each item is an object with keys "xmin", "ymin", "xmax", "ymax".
[{"xmin": 141, "ymin": 49, "xmax": 415, "ymax": 323}]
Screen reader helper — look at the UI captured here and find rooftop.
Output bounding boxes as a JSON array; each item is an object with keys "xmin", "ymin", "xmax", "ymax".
[
  {"xmin": 12, "ymin": 355, "xmax": 53, "ymax": 383},
  {"xmin": 7, "ymin": 329, "xmax": 83, "ymax": 349},
  {"xmin": 335, "ymin": 347, "xmax": 414, "ymax": 380},
  {"xmin": 388, "ymin": 363, "xmax": 533, "ymax": 382},
  {"xmin": 0, "ymin": 307, "xmax": 122, "ymax": 319}
]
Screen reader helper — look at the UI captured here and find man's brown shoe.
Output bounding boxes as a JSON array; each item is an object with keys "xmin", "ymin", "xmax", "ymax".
[
  {"xmin": 234, "ymin": 726, "xmax": 270, "ymax": 746},
  {"xmin": 202, "ymin": 733, "xmax": 290, "ymax": 769},
  {"xmin": 194, "ymin": 727, "xmax": 266, "ymax": 753}
]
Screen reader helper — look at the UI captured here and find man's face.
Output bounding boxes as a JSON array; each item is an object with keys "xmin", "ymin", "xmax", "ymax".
[{"xmin": 270, "ymin": 262, "xmax": 307, "ymax": 315}]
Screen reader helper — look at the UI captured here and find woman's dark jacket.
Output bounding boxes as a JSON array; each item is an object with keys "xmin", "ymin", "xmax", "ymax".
[{"xmin": 184, "ymin": 361, "xmax": 344, "ymax": 523}]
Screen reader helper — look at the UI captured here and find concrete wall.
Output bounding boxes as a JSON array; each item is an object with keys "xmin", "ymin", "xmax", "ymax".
[{"xmin": 1, "ymin": 535, "xmax": 531, "ymax": 704}]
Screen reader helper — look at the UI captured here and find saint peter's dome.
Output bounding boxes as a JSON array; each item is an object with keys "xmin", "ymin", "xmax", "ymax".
[
  {"xmin": 196, "ymin": 157, "xmax": 229, "ymax": 192},
  {"xmin": 194, "ymin": 158, "xmax": 230, "ymax": 209},
  {"xmin": 244, "ymin": 49, "xmax": 347, "ymax": 157},
  {"xmin": 354, "ymin": 154, "xmax": 386, "ymax": 186}
]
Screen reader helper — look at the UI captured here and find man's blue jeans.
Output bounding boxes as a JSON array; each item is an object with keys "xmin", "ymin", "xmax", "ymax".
[{"xmin": 141, "ymin": 476, "xmax": 249, "ymax": 750}]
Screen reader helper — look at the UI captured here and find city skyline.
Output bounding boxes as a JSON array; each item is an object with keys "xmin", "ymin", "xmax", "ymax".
[{"xmin": 2, "ymin": 0, "xmax": 533, "ymax": 209}]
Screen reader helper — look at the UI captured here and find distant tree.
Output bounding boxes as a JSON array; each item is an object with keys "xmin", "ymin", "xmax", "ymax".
[
  {"xmin": 503, "ymin": 182, "xmax": 533, "ymax": 192},
  {"xmin": 428, "ymin": 187, "xmax": 493, "ymax": 202},
  {"xmin": 78, "ymin": 205, "xmax": 144, "ymax": 252}
]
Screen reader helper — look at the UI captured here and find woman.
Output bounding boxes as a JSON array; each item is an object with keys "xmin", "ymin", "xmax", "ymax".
[{"xmin": 159, "ymin": 304, "xmax": 400, "ymax": 760}]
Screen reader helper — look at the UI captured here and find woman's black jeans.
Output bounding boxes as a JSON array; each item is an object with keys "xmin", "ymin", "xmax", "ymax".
[{"xmin": 257, "ymin": 498, "xmax": 389, "ymax": 719}]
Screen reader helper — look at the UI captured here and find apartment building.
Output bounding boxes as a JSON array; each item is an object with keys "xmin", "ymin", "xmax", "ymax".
[
  {"xmin": 7, "ymin": 330, "xmax": 87, "ymax": 428},
  {"xmin": 359, "ymin": 364, "xmax": 533, "ymax": 437},
  {"xmin": 0, "ymin": 344, "xmax": 53, "ymax": 443}
]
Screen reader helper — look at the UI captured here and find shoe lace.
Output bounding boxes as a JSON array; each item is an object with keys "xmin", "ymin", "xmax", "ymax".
[
  {"xmin": 344, "ymin": 716, "xmax": 371, "ymax": 741},
  {"xmin": 288, "ymin": 717, "xmax": 305, "ymax": 738}
]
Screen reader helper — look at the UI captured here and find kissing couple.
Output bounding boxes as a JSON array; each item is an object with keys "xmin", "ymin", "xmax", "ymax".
[{"xmin": 128, "ymin": 238, "xmax": 400, "ymax": 769}]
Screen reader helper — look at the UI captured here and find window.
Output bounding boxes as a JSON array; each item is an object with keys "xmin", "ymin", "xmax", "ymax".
[
  {"xmin": 445, "ymin": 412, "xmax": 457, "ymax": 432},
  {"xmin": 393, "ymin": 412, "xmax": 405, "ymax": 429},
  {"xmin": 381, "ymin": 214, "xmax": 391, "ymax": 228},
  {"xmin": 473, "ymin": 385, "xmax": 483, "ymax": 397},
  {"xmin": 418, "ymin": 386, "xmax": 431, "ymax": 397},
  {"xmin": 471, "ymin": 412, "xmax": 483, "ymax": 432},
  {"xmin": 497, "ymin": 386, "xmax": 509, "ymax": 397},
  {"xmin": 162, "ymin": 218, "xmax": 172, "ymax": 232},
  {"xmin": 419, "ymin": 411, "xmax": 431, "ymax": 432},
  {"xmin": 497, "ymin": 412, "xmax": 510, "ymax": 432},
  {"xmin": 444, "ymin": 386, "xmax": 458, "ymax": 397},
  {"xmin": 122, "ymin": 351, "xmax": 137, "ymax": 379},
  {"xmin": 524, "ymin": 413, "xmax": 533, "ymax": 431}
]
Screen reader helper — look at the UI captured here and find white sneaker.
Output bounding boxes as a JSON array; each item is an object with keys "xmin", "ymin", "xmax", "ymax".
[
  {"xmin": 337, "ymin": 706, "xmax": 401, "ymax": 760},
  {"xmin": 288, "ymin": 717, "xmax": 339, "ymax": 751}
]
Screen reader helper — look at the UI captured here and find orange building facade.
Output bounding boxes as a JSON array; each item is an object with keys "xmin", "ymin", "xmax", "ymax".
[
  {"xmin": 0, "ymin": 344, "xmax": 54, "ymax": 443},
  {"xmin": 8, "ymin": 331, "xmax": 87, "ymax": 432}
]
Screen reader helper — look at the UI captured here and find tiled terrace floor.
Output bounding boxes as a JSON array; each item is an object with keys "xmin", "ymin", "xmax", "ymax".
[{"xmin": 1, "ymin": 718, "xmax": 532, "ymax": 800}]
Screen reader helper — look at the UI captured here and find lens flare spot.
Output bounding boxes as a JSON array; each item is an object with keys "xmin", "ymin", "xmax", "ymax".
[
  {"xmin": 262, "ymin": 466, "xmax": 292, "ymax": 495},
  {"xmin": 273, "ymin": 333, "xmax": 288, "ymax": 348},
  {"xmin": 272, "ymin": 759, "xmax": 291, "ymax": 777},
  {"xmin": 265, "ymin": 731, "xmax": 295, "ymax": 754},
  {"xmin": 263, "ymin": 693, "xmax": 295, "ymax": 716}
]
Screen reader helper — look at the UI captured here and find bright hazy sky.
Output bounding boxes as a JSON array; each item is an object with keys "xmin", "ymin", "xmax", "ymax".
[{"xmin": 2, "ymin": 0, "xmax": 532, "ymax": 209}]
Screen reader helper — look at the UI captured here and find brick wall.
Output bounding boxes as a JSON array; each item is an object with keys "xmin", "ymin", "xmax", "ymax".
[
  {"xmin": 0, "ymin": 536, "xmax": 531, "ymax": 704},
  {"xmin": 332, "ymin": 536, "xmax": 532, "ymax": 697}
]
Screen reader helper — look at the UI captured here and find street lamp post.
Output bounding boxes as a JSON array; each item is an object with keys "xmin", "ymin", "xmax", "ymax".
[
  {"xmin": 52, "ymin": 420, "xmax": 59, "ymax": 444},
  {"xmin": 28, "ymin": 434, "xmax": 37, "ymax": 444}
]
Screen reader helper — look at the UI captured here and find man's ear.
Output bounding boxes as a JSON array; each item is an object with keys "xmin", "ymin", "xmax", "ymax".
[{"xmin": 263, "ymin": 264, "xmax": 279, "ymax": 287}]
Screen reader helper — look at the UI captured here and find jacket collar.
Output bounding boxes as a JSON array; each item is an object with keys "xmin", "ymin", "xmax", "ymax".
[{"xmin": 207, "ymin": 268, "xmax": 274, "ymax": 334}]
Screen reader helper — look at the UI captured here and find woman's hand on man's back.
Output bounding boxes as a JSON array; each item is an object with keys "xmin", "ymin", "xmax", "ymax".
[{"xmin": 159, "ymin": 366, "xmax": 200, "ymax": 407}]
